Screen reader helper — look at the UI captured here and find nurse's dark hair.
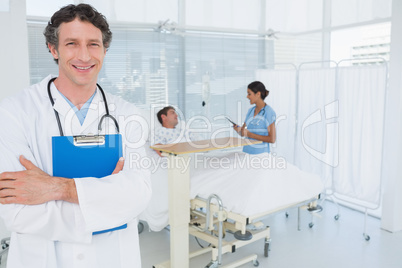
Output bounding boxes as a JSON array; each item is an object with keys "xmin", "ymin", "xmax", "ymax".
[
  {"xmin": 248, "ymin": 81, "xmax": 269, "ymax": 100},
  {"xmin": 157, "ymin": 106, "xmax": 175, "ymax": 125},
  {"xmin": 44, "ymin": 4, "xmax": 112, "ymax": 64}
]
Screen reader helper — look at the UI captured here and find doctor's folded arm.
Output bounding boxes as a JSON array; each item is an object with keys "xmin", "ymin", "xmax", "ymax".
[{"xmin": 0, "ymin": 4, "xmax": 151, "ymax": 268}]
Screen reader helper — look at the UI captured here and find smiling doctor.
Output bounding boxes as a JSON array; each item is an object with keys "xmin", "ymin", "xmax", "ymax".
[{"xmin": 0, "ymin": 4, "xmax": 151, "ymax": 268}]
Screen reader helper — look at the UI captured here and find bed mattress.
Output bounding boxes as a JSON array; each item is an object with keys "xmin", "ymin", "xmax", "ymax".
[{"xmin": 140, "ymin": 149, "xmax": 324, "ymax": 232}]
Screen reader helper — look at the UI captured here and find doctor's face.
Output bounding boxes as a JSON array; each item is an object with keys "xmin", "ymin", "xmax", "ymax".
[{"xmin": 49, "ymin": 18, "xmax": 106, "ymax": 88}]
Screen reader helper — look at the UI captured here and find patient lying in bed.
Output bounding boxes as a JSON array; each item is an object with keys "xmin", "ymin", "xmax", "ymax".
[{"xmin": 139, "ymin": 106, "xmax": 323, "ymax": 231}]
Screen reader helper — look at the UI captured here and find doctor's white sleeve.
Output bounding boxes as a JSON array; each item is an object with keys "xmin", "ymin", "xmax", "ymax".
[{"xmin": 0, "ymin": 106, "xmax": 93, "ymax": 243}]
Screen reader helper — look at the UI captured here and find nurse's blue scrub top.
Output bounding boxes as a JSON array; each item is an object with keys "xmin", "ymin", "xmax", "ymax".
[{"xmin": 242, "ymin": 105, "xmax": 276, "ymax": 154}]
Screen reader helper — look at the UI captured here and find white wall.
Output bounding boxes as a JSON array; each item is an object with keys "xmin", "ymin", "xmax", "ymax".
[
  {"xmin": 0, "ymin": 0, "xmax": 29, "ymax": 239},
  {"xmin": 0, "ymin": 0, "xmax": 30, "ymax": 101},
  {"xmin": 381, "ymin": 0, "xmax": 402, "ymax": 233}
]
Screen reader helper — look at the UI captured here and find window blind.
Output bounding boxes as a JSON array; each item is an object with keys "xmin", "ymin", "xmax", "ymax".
[{"xmin": 27, "ymin": 21, "xmax": 262, "ymax": 127}]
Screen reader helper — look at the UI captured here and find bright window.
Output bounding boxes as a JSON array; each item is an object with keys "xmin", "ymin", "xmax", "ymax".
[{"xmin": 331, "ymin": 22, "xmax": 391, "ymax": 65}]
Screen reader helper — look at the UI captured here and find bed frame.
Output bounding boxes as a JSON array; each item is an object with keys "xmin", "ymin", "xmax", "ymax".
[{"xmin": 187, "ymin": 194, "xmax": 321, "ymax": 267}]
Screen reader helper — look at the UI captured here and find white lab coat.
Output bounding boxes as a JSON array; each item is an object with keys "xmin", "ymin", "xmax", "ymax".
[{"xmin": 0, "ymin": 75, "xmax": 152, "ymax": 268}]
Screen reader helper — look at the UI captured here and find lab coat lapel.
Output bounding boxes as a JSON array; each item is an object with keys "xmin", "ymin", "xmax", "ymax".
[{"xmin": 48, "ymin": 84, "xmax": 112, "ymax": 136}]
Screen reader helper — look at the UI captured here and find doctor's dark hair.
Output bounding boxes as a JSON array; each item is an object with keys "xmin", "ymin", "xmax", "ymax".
[
  {"xmin": 157, "ymin": 106, "xmax": 175, "ymax": 125},
  {"xmin": 44, "ymin": 4, "xmax": 112, "ymax": 64},
  {"xmin": 248, "ymin": 81, "xmax": 269, "ymax": 100}
]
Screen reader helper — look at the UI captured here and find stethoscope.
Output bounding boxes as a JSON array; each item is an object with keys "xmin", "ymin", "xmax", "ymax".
[
  {"xmin": 47, "ymin": 77, "xmax": 119, "ymax": 136},
  {"xmin": 249, "ymin": 105, "xmax": 266, "ymax": 126}
]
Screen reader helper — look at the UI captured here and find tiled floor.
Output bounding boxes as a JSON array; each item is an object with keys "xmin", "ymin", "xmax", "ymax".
[
  {"xmin": 1, "ymin": 201, "xmax": 401, "ymax": 268},
  {"xmin": 140, "ymin": 201, "xmax": 402, "ymax": 268}
]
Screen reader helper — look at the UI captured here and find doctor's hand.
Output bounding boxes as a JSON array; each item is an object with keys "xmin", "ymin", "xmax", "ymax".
[
  {"xmin": 0, "ymin": 155, "xmax": 78, "ymax": 205},
  {"xmin": 112, "ymin": 157, "xmax": 125, "ymax": 174}
]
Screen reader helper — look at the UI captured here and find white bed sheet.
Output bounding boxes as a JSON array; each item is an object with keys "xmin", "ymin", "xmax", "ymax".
[{"xmin": 140, "ymin": 148, "xmax": 324, "ymax": 232}]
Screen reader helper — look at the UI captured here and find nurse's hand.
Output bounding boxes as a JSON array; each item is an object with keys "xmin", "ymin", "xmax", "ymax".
[
  {"xmin": 233, "ymin": 125, "xmax": 248, "ymax": 137},
  {"xmin": 240, "ymin": 127, "xmax": 249, "ymax": 137},
  {"xmin": 233, "ymin": 125, "xmax": 242, "ymax": 135}
]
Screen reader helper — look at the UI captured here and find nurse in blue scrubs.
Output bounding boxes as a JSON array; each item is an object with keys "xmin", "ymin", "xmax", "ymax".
[{"xmin": 234, "ymin": 81, "xmax": 276, "ymax": 154}]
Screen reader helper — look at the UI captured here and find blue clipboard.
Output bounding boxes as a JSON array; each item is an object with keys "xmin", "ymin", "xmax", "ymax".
[{"xmin": 52, "ymin": 133, "xmax": 127, "ymax": 235}]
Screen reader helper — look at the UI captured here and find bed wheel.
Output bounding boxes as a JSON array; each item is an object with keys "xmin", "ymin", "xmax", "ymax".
[
  {"xmin": 334, "ymin": 214, "xmax": 340, "ymax": 220},
  {"xmin": 234, "ymin": 230, "xmax": 253, "ymax": 241},
  {"xmin": 308, "ymin": 222, "xmax": 314, "ymax": 228},
  {"xmin": 253, "ymin": 260, "xmax": 260, "ymax": 267},
  {"xmin": 264, "ymin": 242, "xmax": 270, "ymax": 257},
  {"xmin": 363, "ymin": 233, "xmax": 370, "ymax": 241},
  {"xmin": 285, "ymin": 212, "xmax": 289, "ymax": 218}
]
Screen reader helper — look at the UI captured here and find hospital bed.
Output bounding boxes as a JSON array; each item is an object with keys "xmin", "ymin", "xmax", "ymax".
[{"xmin": 140, "ymin": 142, "xmax": 324, "ymax": 267}]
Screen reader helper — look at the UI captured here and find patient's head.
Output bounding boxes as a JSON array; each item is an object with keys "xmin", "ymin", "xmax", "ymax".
[{"xmin": 157, "ymin": 106, "xmax": 178, "ymax": 128}]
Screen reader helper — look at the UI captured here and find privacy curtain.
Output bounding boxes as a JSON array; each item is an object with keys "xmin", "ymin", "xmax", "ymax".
[
  {"xmin": 334, "ymin": 64, "xmax": 387, "ymax": 207},
  {"xmin": 256, "ymin": 68, "xmax": 297, "ymax": 164},
  {"xmin": 256, "ymin": 62, "xmax": 387, "ymax": 207},
  {"xmin": 295, "ymin": 66, "xmax": 337, "ymax": 188}
]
